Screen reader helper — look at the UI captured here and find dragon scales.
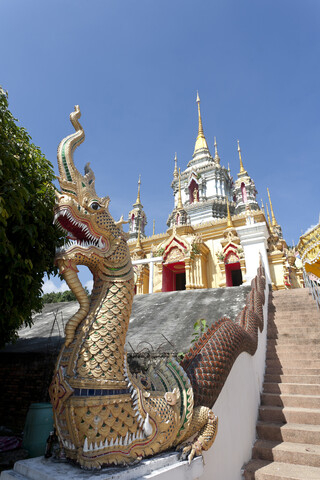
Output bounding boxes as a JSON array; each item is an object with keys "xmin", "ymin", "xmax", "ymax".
[{"xmin": 49, "ymin": 106, "xmax": 266, "ymax": 469}]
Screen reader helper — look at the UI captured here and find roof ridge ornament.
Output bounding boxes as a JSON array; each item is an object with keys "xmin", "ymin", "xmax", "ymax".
[
  {"xmin": 177, "ymin": 168, "xmax": 183, "ymax": 210},
  {"xmin": 214, "ymin": 137, "xmax": 220, "ymax": 164},
  {"xmin": 173, "ymin": 153, "xmax": 178, "ymax": 179},
  {"xmin": 267, "ymin": 188, "xmax": 278, "ymax": 227},
  {"xmin": 226, "ymin": 198, "xmax": 234, "ymax": 228},
  {"xmin": 266, "ymin": 203, "xmax": 274, "ymax": 233},
  {"xmin": 135, "ymin": 175, "xmax": 142, "ymax": 205}
]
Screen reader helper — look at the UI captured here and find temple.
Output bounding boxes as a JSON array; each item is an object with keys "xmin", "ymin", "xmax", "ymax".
[{"xmin": 127, "ymin": 93, "xmax": 303, "ymax": 294}]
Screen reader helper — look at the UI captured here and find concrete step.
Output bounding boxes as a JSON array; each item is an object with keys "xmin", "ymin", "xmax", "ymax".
[
  {"xmin": 1, "ymin": 451, "xmax": 204, "ymax": 480},
  {"xmin": 271, "ymin": 294, "xmax": 315, "ymax": 301},
  {"xmin": 267, "ymin": 327, "xmax": 320, "ymax": 337},
  {"xmin": 267, "ymin": 323, "xmax": 320, "ymax": 330},
  {"xmin": 243, "ymin": 458, "xmax": 320, "ymax": 479},
  {"xmin": 268, "ymin": 310, "xmax": 319, "ymax": 321},
  {"xmin": 266, "ymin": 359, "xmax": 320, "ymax": 368},
  {"xmin": 261, "ymin": 393, "xmax": 320, "ymax": 409},
  {"xmin": 268, "ymin": 310, "xmax": 319, "ymax": 318},
  {"xmin": 265, "ymin": 368, "xmax": 320, "ymax": 376},
  {"xmin": 269, "ymin": 299, "xmax": 317, "ymax": 306},
  {"xmin": 267, "ymin": 331, "xmax": 320, "ymax": 340},
  {"xmin": 270, "ymin": 300, "xmax": 319, "ymax": 305},
  {"xmin": 264, "ymin": 374, "xmax": 320, "ymax": 384},
  {"xmin": 267, "ymin": 342, "xmax": 319, "ymax": 351},
  {"xmin": 266, "ymin": 350, "xmax": 320, "ymax": 360},
  {"xmin": 267, "ymin": 337, "xmax": 320, "ymax": 346},
  {"xmin": 263, "ymin": 383, "xmax": 320, "ymax": 396},
  {"xmin": 259, "ymin": 406, "xmax": 320, "ymax": 425},
  {"xmin": 269, "ymin": 304, "xmax": 318, "ymax": 312},
  {"xmin": 257, "ymin": 421, "xmax": 320, "ymax": 445},
  {"xmin": 1, "ymin": 471, "xmax": 33, "ymax": 480},
  {"xmin": 252, "ymin": 439, "xmax": 320, "ymax": 467}
]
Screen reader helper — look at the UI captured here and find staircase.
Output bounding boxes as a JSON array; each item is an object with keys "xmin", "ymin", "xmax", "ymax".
[{"xmin": 244, "ymin": 288, "xmax": 320, "ymax": 480}]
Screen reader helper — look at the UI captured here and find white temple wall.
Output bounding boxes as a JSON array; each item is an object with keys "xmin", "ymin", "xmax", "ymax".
[
  {"xmin": 236, "ymin": 222, "xmax": 271, "ymax": 284},
  {"xmin": 205, "ymin": 176, "xmax": 216, "ymax": 197},
  {"xmin": 202, "ymin": 277, "xmax": 269, "ymax": 480}
]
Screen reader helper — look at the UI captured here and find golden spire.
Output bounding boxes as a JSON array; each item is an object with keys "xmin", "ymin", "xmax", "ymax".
[
  {"xmin": 153, "ymin": 219, "xmax": 155, "ymax": 236},
  {"xmin": 261, "ymin": 198, "xmax": 265, "ymax": 215},
  {"xmin": 214, "ymin": 137, "xmax": 220, "ymax": 164},
  {"xmin": 194, "ymin": 91, "xmax": 209, "ymax": 154},
  {"xmin": 135, "ymin": 175, "xmax": 141, "ymax": 204},
  {"xmin": 266, "ymin": 203, "xmax": 273, "ymax": 233},
  {"xmin": 226, "ymin": 198, "xmax": 234, "ymax": 228},
  {"xmin": 237, "ymin": 140, "xmax": 247, "ymax": 175},
  {"xmin": 228, "ymin": 162, "xmax": 231, "ymax": 175},
  {"xmin": 173, "ymin": 152, "xmax": 178, "ymax": 179},
  {"xmin": 177, "ymin": 168, "xmax": 183, "ymax": 209},
  {"xmin": 267, "ymin": 188, "xmax": 278, "ymax": 227}
]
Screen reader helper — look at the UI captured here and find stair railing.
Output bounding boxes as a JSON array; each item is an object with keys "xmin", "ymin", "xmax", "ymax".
[{"xmin": 303, "ymin": 268, "xmax": 320, "ymax": 310}]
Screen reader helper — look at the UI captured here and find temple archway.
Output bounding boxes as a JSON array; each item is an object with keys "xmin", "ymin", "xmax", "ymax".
[
  {"xmin": 162, "ymin": 261, "xmax": 186, "ymax": 292},
  {"xmin": 225, "ymin": 251, "xmax": 243, "ymax": 287}
]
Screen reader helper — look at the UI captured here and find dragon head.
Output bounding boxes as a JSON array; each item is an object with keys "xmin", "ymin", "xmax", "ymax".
[
  {"xmin": 55, "ymin": 106, "xmax": 130, "ymax": 275},
  {"xmin": 54, "ymin": 106, "xmax": 132, "ymax": 345}
]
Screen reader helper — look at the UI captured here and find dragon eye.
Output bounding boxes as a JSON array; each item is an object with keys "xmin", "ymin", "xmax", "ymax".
[{"xmin": 90, "ymin": 201, "xmax": 101, "ymax": 210}]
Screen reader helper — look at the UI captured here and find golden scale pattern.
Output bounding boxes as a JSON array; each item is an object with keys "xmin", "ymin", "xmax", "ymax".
[
  {"xmin": 77, "ymin": 281, "xmax": 134, "ymax": 381},
  {"xmin": 73, "ymin": 398, "xmax": 140, "ymax": 446}
]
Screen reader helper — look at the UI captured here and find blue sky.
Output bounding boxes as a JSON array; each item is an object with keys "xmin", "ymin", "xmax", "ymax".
[{"xmin": 2, "ymin": 0, "xmax": 320, "ymax": 292}]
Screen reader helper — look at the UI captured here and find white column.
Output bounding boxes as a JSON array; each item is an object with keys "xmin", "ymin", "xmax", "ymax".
[
  {"xmin": 236, "ymin": 222, "xmax": 271, "ymax": 284},
  {"xmin": 132, "ymin": 256, "xmax": 163, "ymax": 294},
  {"xmin": 149, "ymin": 252, "xmax": 154, "ymax": 293}
]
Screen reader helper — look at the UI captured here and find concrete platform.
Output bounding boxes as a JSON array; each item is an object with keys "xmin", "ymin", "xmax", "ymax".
[{"xmin": 0, "ymin": 452, "xmax": 203, "ymax": 480}]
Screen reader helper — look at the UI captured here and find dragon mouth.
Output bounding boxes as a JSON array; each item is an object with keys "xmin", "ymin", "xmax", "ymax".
[{"xmin": 54, "ymin": 207, "xmax": 107, "ymax": 254}]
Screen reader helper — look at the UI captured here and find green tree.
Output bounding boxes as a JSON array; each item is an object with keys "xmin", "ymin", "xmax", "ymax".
[
  {"xmin": 42, "ymin": 287, "xmax": 90, "ymax": 304},
  {"xmin": 0, "ymin": 88, "xmax": 62, "ymax": 346}
]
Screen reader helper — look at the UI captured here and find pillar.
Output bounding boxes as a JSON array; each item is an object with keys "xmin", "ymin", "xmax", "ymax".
[{"xmin": 236, "ymin": 222, "xmax": 270, "ymax": 284}]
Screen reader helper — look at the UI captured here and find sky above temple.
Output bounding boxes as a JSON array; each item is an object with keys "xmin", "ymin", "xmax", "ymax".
[{"xmin": 2, "ymin": 0, "xmax": 320, "ymax": 293}]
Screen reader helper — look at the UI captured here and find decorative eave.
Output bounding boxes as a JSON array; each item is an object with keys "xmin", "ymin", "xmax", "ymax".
[{"xmin": 298, "ymin": 221, "xmax": 320, "ymax": 275}]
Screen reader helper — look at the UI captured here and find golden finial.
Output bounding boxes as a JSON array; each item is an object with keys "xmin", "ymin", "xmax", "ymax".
[
  {"xmin": 267, "ymin": 188, "xmax": 278, "ymax": 227},
  {"xmin": 226, "ymin": 198, "xmax": 234, "ymax": 228},
  {"xmin": 135, "ymin": 222, "xmax": 143, "ymax": 249},
  {"xmin": 153, "ymin": 219, "xmax": 155, "ymax": 236},
  {"xmin": 214, "ymin": 137, "xmax": 220, "ymax": 164},
  {"xmin": 261, "ymin": 198, "xmax": 265, "ymax": 215},
  {"xmin": 135, "ymin": 175, "xmax": 141, "ymax": 204},
  {"xmin": 266, "ymin": 203, "xmax": 273, "ymax": 233},
  {"xmin": 194, "ymin": 91, "xmax": 209, "ymax": 154},
  {"xmin": 173, "ymin": 152, "xmax": 178, "ymax": 179},
  {"xmin": 177, "ymin": 168, "xmax": 183, "ymax": 209},
  {"xmin": 237, "ymin": 140, "xmax": 247, "ymax": 175},
  {"xmin": 228, "ymin": 163, "xmax": 231, "ymax": 175}
]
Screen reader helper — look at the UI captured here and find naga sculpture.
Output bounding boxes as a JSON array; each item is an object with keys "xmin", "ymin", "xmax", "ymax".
[{"xmin": 49, "ymin": 106, "xmax": 266, "ymax": 469}]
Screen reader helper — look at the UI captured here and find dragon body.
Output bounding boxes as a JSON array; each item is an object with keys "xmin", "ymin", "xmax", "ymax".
[{"xmin": 49, "ymin": 107, "xmax": 266, "ymax": 469}]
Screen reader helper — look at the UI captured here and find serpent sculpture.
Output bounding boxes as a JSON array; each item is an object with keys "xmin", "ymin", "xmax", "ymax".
[{"xmin": 49, "ymin": 106, "xmax": 266, "ymax": 469}]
